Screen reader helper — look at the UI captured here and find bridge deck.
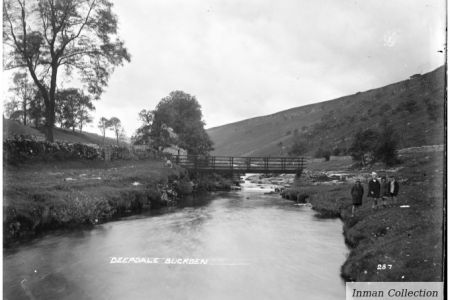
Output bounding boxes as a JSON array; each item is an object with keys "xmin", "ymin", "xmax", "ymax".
[{"xmin": 171, "ymin": 155, "xmax": 305, "ymax": 174}]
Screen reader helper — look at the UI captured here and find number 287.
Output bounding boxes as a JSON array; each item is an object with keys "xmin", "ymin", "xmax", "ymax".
[{"xmin": 377, "ymin": 264, "xmax": 392, "ymax": 270}]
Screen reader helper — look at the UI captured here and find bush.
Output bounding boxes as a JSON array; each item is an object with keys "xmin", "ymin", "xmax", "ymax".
[
  {"xmin": 373, "ymin": 124, "xmax": 399, "ymax": 166},
  {"xmin": 348, "ymin": 129, "xmax": 379, "ymax": 166},
  {"xmin": 349, "ymin": 125, "xmax": 399, "ymax": 166}
]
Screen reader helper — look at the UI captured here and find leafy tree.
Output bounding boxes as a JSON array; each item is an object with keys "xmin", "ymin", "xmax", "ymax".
[
  {"xmin": 56, "ymin": 88, "xmax": 78, "ymax": 130},
  {"xmin": 3, "ymin": 0, "xmax": 130, "ymax": 141},
  {"xmin": 98, "ymin": 117, "xmax": 111, "ymax": 145},
  {"xmin": 76, "ymin": 95, "xmax": 95, "ymax": 132},
  {"xmin": 150, "ymin": 91, "xmax": 213, "ymax": 155},
  {"xmin": 348, "ymin": 129, "xmax": 379, "ymax": 166},
  {"xmin": 133, "ymin": 109, "xmax": 154, "ymax": 145},
  {"xmin": 109, "ymin": 117, "xmax": 122, "ymax": 146},
  {"xmin": 373, "ymin": 124, "xmax": 399, "ymax": 166},
  {"xmin": 3, "ymin": 98, "xmax": 21, "ymax": 121},
  {"xmin": 349, "ymin": 126, "xmax": 398, "ymax": 166},
  {"xmin": 56, "ymin": 88, "xmax": 94, "ymax": 132},
  {"xmin": 9, "ymin": 72, "xmax": 35, "ymax": 125},
  {"xmin": 28, "ymin": 89, "xmax": 45, "ymax": 127}
]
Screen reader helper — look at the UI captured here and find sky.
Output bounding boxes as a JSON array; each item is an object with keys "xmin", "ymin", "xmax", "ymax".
[{"xmin": 3, "ymin": 0, "xmax": 447, "ymax": 138}]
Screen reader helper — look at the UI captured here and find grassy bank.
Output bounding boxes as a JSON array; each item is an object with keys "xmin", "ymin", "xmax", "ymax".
[
  {"xmin": 3, "ymin": 159, "xmax": 184, "ymax": 246},
  {"xmin": 3, "ymin": 158, "xmax": 236, "ymax": 247},
  {"xmin": 288, "ymin": 151, "xmax": 444, "ymax": 281}
]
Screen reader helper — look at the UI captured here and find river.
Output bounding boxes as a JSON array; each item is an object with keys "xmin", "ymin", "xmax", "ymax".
[{"xmin": 4, "ymin": 178, "xmax": 347, "ymax": 300}]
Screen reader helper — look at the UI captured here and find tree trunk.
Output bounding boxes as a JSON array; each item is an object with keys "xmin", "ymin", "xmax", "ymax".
[
  {"xmin": 22, "ymin": 99, "xmax": 27, "ymax": 126},
  {"xmin": 44, "ymin": 100, "xmax": 55, "ymax": 142},
  {"xmin": 44, "ymin": 64, "xmax": 58, "ymax": 142}
]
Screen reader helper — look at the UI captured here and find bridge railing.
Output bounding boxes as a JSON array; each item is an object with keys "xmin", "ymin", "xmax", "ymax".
[{"xmin": 169, "ymin": 155, "xmax": 305, "ymax": 173}]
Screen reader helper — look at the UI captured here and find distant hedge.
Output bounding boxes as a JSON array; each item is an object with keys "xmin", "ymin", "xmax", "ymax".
[{"xmin": 3, "ymin": 135, "xmax": 131, "ymax": 164}]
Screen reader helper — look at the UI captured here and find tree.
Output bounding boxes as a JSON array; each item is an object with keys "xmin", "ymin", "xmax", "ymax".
[
  {"xmin": 109, "ymin": 117, "xmax": 121, "ymax": 146},
  {"xmin": 76, "ymin": 95, "xmax": 95, "ymax": 132},
  {"xmin": 373, "ymin": 124, "xmax": 399, "ymax": 166},
  {"xmin": 9, "ymin": 71, "xmax": 35, "ymax": 125},
  {"xmin": 3, "ymin": 0, "xmax": 130, "ymax": 141},
  {"xmin": 3, "ymin": 98, "xmax": 21, "ymax": 120},
  {"xmin": 98, "ymin": 117, "xmax": 111, "ymax": 145},
  {"xmin": 56, "ymin": 88, "xmax": 78, "ymax": 130},
  {"xmin": 28, "ymin": 89, "xmax": 45, "ymax": 127},
  {"xmin": 150, "ymin": 91, "xmax": 213, "ymax": 155},
  {"xmin": 133, "ymin": 109, "xmax": 154, "ymax": 145},
  {"xmin": 348, "ymin": 129, "xmax": 379, "ymax": 166},
  {"xmin": 56, "ymin": 88, "xmax": 94, "ymax": 131}
]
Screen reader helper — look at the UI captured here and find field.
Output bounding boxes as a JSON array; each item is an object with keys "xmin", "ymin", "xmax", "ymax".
[{"xmin": 3, "ymin": 159, "xmax": 181, "ymax": 246}]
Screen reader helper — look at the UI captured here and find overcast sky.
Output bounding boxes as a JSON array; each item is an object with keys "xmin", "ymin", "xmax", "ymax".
[{"xmin": 3, "ymin": 0, "xmax": 447, "ymax": 137}]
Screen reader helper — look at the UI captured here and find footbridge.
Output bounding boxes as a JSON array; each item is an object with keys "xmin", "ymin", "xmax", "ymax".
[{"xmin": 171, "ymin": 155, "xmax": 305, "ymax": 174}]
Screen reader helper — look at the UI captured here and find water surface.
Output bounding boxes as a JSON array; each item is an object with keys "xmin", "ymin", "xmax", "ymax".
[{"xmin": 4, "ymin": 179, "xmax": 347, "ymax": 300}]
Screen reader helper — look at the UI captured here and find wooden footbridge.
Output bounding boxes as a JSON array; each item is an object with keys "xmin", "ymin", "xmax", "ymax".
[{"xmin": 171, "ymin": 155, "xmax": 305, "ymax": 174}]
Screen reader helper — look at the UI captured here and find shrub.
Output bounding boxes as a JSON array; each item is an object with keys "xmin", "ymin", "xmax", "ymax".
[
  {"xmin": 349, "ymin": 125, "xmax": 399, "ymax": 166},
  {"xmin": 373, "ymin": 124, "xmax": 399, "ymax": 166},
  {"xmin": 348, "ymin": 129, "xmax": 379, "ymax": 166}
]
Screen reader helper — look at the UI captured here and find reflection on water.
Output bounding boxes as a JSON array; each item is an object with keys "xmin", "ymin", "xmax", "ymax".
[{"xmin": 4, "ymin": 179, "xmax": 348, "ymax": 300}]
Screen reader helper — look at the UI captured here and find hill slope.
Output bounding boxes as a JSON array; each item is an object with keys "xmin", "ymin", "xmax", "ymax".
[
  {"xmin": 207, "ymin": 66, "xmax": 445, "ymax": 157},
  {"xmin": 3, "ymin": 118, "xmax": 119, "ymax": 146}
]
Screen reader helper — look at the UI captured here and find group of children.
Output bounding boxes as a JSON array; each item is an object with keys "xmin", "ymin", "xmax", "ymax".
[{"xmin": 351, "ymin": 172, "xmax": 400, "ymax": 216}]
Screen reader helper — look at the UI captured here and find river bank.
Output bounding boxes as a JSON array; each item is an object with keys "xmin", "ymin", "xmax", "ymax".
[
  {"xmin": 4, "ymin": 150, "xmax": 444, "ymax": 283},
  {"xmin": 3, "ymin": 158, "xmax": 233, "ymax": 247},
  {"xmin": 4, "ymin": 180, "xmax": 347, "ymax": 300},
  {"xmin": 286, "ymin": 150, "xmax": 444, "ymax": 282}
]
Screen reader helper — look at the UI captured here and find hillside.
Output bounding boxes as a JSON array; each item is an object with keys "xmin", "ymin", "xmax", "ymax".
[
  {"xmin": 3, "ymin": 118, "xmax": 119, "ymax": 146},
  {"xmin": 207, "ymin": 66, "xmax": 445, "ymax": 157}
]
